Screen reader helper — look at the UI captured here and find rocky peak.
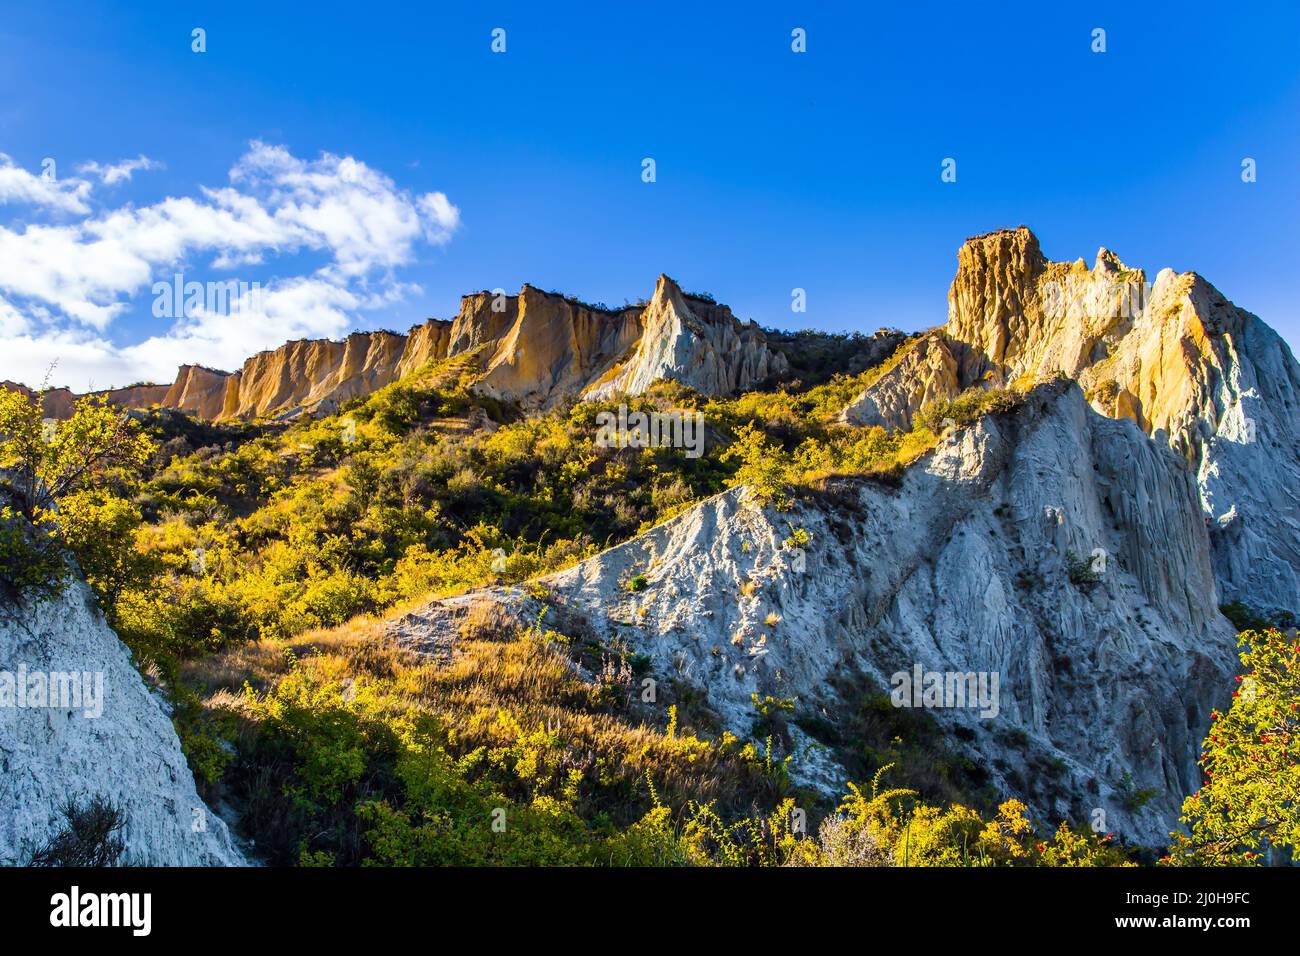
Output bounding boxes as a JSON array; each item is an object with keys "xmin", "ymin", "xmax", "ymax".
[
  {"xmin": 945, "ymin": 226, "xmax": 1047, "ymax": 371},
  {"xmin": 583, "ymin": 274, "xmax": 788, "ymax": 401}
]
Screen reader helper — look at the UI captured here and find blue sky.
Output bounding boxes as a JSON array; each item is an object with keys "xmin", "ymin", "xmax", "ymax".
[{"xmin": 1, "ymin": 0, "xmax": 1297, "ymax": 390}]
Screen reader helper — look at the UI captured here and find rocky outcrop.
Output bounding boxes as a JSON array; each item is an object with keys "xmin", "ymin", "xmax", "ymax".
[
  {"xmin": 396, "ymin": 319, "xmax": 454, "ymax": 381},
  {"xmin": 389, "ymin": 384, "xmax": 1238, "ymax": 846},
  {"xmin": 221, "ymin": 330, "xmax": 410, "ymax": 420},
  {"xmin": 845, "ymin": 226, "xmax": 1300, "ymax": 616},
  {"xmin": 0, "ymin": 383, "xmax": 76, "ymax": 419},
  {"xmin": 444, "ymin": 276, "xmax": 787, "ymax": 409},
  {"xmin": 841, "ymin": 332, "xmax": 960, "ymax": 429},
  {"xmin": 0, "ymin": 579, "xmax": 245, "ymax": 866},
  {"xmin": 584, "ymin": 275, "xmax": 789, "ymax": 403},
  {"xmin": 161, "ymin": 365, "xmax": 237, "ymax": 419},
  {"xmin": 465, "ymin": 286, "xmax": 642, "ymax": 409}
]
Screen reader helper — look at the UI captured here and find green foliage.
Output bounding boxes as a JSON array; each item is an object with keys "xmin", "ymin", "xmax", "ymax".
[
  {"xmin": 1117, "ymin": 771, "xmax": 1158, "ymax": 813},
  {"xmin": 1220, "ymin": 601, "xmax": 1296, "ymax": 634},
  {"xmin": 783, "ymin": 525, "xmax": 811, "ymax": 550},
  {"xmin": 0, "ymin": 505, "xmax": 68, "ymax": 603},
  {"xmin": 0, "ymin": 390, "xmax": 153, "ymax": 520},
  {"xmin": 172, "ymin": 685, "xmax": 237, "ymax": 788},
  {"xmin": 54, "ymin": 489, "xmax": 149, "ymax": 599},
  {"xmin": 913, "ymin": 386, "xmax": 1021, "ymax": 435},
  {"xmin": 783, "ymin": 765, "xmax": 1131, "ymax": 867},
  {"xmin": 213, "ymin": 622, "xmax": 774, "ymax": 866},
  {"xmin": 750, "ymin": 694, "xmax": 796, "ymax": 739},
  {"xmin": 720, "ymin": 423, "xmax": 795, "ymax": 509},
  {"xmin": 0, "ymin": 391, "xmax": 153, "ymax": 605},
  {"xmin": 1066, "ymin": 549, "xmax": 1102, "ymax": 587},
  {"xmin": 1164, "ymin": 628, "xmax": 1300, "ymax": 866}
]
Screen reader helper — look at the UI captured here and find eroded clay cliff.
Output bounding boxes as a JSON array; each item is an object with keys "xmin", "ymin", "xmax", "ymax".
[
  {"xmin": 0, "ymin": 579, "xmax": 245, "ymax": 866},
  {"xmin": 9, "ymin": 276, "xmax": 788, "ymax": 421}
]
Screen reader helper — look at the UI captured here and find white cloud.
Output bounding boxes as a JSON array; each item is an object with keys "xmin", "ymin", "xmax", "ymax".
[
  {"xmin": 0, "ymin": 295, "xmax": 30, "ymax": 337},
  {"xmin": 77, "ymin": 155, "xmax": 161, "ymax": 186},
  {"xmin": 0, "ymin": 142, "xmax": 461, "ymax": 388},
  {"xmin": 0, "ymin": 154, "xmax": 93, "ymax": 214},
  {"xmin": 418, "ymin": 191, "xmax": 460, "ymax": 243}
]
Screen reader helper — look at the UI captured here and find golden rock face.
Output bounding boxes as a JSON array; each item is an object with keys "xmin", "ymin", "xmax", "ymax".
[
  {"xmin": 471, "ymin": 285, "xmax": 643, "ymax": 409},
  {"xmin": 0, "ymin": 379, "xmax": 171, "ymax": 419},
  {"xmin": 848, "ymin": 226, "xmax": 1265, "ymax": 470},
  {"xmin": 7, "ymin": 275, "xmax": 787, "ymax": 422},
  {"xmin": 841, "ymin": 225, "xmax": 1300, "ymax": 614}
]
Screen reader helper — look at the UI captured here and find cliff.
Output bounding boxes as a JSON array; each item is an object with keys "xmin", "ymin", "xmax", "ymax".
[
  {"xmin": 843, "ymin": 226, "xmax": 1300, "ymax": 615},
  {"xmin": 9, "ymin": 277, "xmax": 788, "ymax": 421},
  {"xmin": 0, "ymin": 381, "xmax": 171, "ymax": 419},
  {"xmin": 464, "ymin": 285, "xmax": 643, "ymax": 409},
  {"xmin": 0, "ymin": 578, "xmax": 245, "ymax": 866}
]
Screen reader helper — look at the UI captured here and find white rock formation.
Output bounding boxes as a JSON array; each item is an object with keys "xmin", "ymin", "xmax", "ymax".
[
  {"xmin": 391, "ymin": 385, "xmax": 1237, "ymax": 845},
  {"xmin": 0, "ymin": 581, "xmax": 245, "ymax": 866},
  {"xmin": 583, "ymin": 275, "xmax": 788, "ymax": 403},
  {"xmin": 841, "ymin": 332, "xmax": 960, "ymax": 429}
]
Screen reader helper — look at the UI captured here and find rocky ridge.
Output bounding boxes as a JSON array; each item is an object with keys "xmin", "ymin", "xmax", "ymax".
[{"xmin": 10, "ymin": 276, "xmax": 787, "ymax": 421}]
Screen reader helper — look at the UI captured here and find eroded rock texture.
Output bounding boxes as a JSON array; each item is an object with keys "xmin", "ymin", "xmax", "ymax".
[{"xmin": 0, "ymin": 581, "xmax": 245, "ymax": 866}]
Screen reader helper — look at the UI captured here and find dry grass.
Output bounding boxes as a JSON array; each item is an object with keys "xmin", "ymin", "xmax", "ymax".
[
  {"xmin": 179, "ymin": 613, "xmax": 393, "ymax": 696},
  {"xmin": 457, "ymin": 597, "xmax": 519, "ymax": 642},
  {"xmin": 181, "ymin": 598, "xmax": 776, "ymax": 822}
]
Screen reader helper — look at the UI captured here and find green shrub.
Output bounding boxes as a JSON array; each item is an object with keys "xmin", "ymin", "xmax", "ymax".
[
  {"xmin": 0, "ymin": 506, "xmax": 68, "ymax": 603},
  {"xmin": 27, "ymin": 795, "xmax": 127, "ymax": 867}
]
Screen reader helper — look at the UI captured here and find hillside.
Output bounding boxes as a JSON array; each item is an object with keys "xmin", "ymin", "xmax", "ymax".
[
  {"xmin": 390, "ymin": 383, "xmax": 1238, "ymax": 846},
  {"xmin": 3, "ymin": 226, "xmax": 1297, "ymax": 867}
]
